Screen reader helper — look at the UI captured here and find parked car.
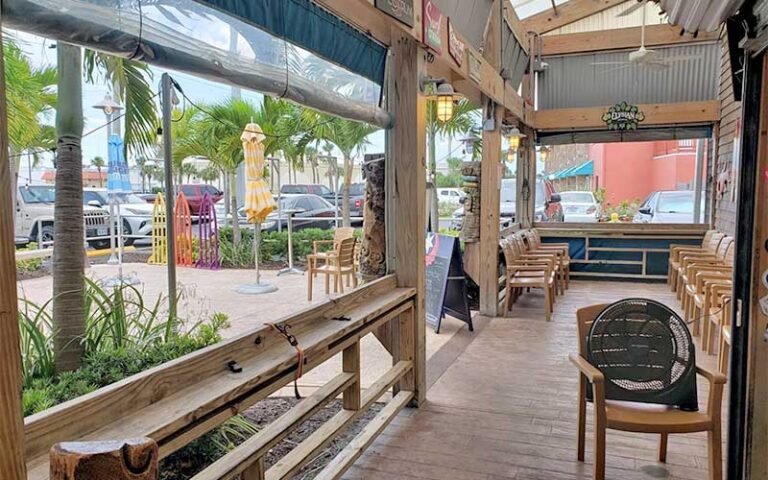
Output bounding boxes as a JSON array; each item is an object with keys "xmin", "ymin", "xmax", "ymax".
[
  {"xmin": 437, "ymin": 188, "xmax": 466, "ymax": 205},
  {"xmin": 262, "ymin": 194, "xmax": 337, "ymax": 232},
  {"xmin": 313, "ymin": 182, "xmax": 365, "ymax": 225},
  {"xmin": 281, "ymin": 184, "xmax": 334, "ymax": 196},
  {"xmin": 179, "ymin": 184, "xmax": 223, "ymax": 214},
  {"xmin": 450, "ymin": 178, "xmax": 564, "ymax": 229},
  {"xmin": 83, "ymin": 189, "xmax": 154, "ymax": 246},
  {"xmin": 633, "ymin": 190, "xmax": 705, "ymax": 224},
  {"xmin": 559, "ymin": 191, "xmax": 600, "ymax": 223},
  {"xmin": 15, "ymin": 185, "xmax": 111, "ymax": 249},
  {"xmin": 136, "ymin": 193, "xmax": 157, "ymax": 204}
]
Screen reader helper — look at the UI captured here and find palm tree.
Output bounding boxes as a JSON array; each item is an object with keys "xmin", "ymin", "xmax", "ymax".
[
  {"xmin": 52, "ymin": 44, "xmax": 157, "ymax": 372},
  {"xmin": 133, "ymin": 155, "xmax": 149, "ymax": 192},
  {"xmin": 179, "ymin": 162, "xmax": 199, "ymax": 183},
  {"xmin": 52, "ymin": 43, "xmax": 86, "ymax": 373},
  {"xmin": 90, "ymin": 156, "xmax": 106, "ymax": 187},
  {"xmin": 199, "ymin": 164, "xmax": 220, "ymax": 184},
  {"xmin": 319, "ymin": 117, "xmax": 378, "ymax": 226},
  {"xmin": 426, "ymin": 98, "xmax": 478, "ymax": 231}
]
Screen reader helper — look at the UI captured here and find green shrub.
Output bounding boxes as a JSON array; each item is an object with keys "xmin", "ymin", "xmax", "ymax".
[
  {"xmin": 217, "ymin": 226, "xmax": 339, "ymax": 267},
  {"xmin": 16, "ymin": 242, "xmax": 44, "ymax": 273}
]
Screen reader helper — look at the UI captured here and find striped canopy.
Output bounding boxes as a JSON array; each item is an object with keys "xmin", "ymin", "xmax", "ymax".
[{"xmin": 242, "ymin": 123, "xmax": 276, "ymax": 223}]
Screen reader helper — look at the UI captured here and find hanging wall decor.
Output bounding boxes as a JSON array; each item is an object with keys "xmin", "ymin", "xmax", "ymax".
[{"xmin": 602, "ymin": 101, "xmax": 646, "ymax": 130}]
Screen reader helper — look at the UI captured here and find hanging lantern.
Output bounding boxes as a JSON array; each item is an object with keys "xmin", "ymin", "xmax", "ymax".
[
  {"xmin": 422, "ymin": 77, "xmax": 464, "ymax": 123},
  {"xmin": 506, "ymin": 127, "xmax": 526, "ymax": 152},
  {"xmin": 506, "ymin": 148, "xmax": 515, "ymax": 162},
  {"xmin": 540, "ymin": 145, "xmax": 552, "ymax": 163}
]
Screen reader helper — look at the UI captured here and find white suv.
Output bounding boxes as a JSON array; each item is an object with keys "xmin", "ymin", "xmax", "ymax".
[{"xmin": 16, "ymin": 185, "xmax": 111, "ymax": 249}]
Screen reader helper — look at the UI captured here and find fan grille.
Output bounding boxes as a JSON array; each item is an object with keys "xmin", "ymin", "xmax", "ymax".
[{"xmin": 587, "ymin": 299, "xmax": 694, "ymax": 398}]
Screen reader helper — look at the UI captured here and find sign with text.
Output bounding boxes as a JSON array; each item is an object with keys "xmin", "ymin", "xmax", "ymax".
[
  {"xmin": 448, "ymin": 19, "xmax": 465, "ymax": 66},
  {"xmin": 601, "ymin": 101, "xmax": 646, "ymax": 131},
  {"xmin": 374, "ymin": 0, "xmax": 414, "ymax": 27},
  {"xmin": 422, "ymin": 0, "xmax": 443, "ymax": 54},
  {"xmin": 468, "ymin": 50, "xmax": 482, "ymax": 84},
  {"xmin": 425, "ymin": 233, "xmax": 473, "ymax": 333}
]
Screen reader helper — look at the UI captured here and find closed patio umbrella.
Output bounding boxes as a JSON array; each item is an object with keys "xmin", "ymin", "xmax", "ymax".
[
  {"xmin": 237, "ymin": 122, "xmax": 278, "ymax": 294},
  {"xmin": 103, "ymin": 133, "xmax": 138, "ymax": 286}
]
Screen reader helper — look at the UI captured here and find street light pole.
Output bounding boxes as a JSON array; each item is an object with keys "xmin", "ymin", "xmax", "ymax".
[
  {"xmin": 161, "ymin": 73, "xmax": 177, "ymax": 320},
  {"xmin": 92, "ymin": 94, "xmax": 123, "ymax": 265}
]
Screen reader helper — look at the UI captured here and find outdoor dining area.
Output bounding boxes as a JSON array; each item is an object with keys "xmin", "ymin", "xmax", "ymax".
[{"xmin": 2, "ymin": 1, "xmax": 768, "ymax": 480}]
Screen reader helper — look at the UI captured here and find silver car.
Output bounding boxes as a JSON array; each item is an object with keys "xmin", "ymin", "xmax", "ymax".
[
  {"xmin": 560, "ymin": 191, "xmax": 600, "ymax": 223},
  {"xmin": 84, "ymin": 189, "xmax": 154, "ymax": 245},
  {"xmin": 633, "ymin": 190, "xmax": 705, "ymax": 224}
]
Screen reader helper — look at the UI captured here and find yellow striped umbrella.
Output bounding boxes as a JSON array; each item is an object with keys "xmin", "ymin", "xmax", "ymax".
[{"xmin": 241, "ymin": 123, "xmax": 276, "ymax": 223}]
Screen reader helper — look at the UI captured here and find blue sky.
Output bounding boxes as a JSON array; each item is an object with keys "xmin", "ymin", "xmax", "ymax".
[{"xmin": 11, "ymin": 29, "xmax": 469, "ymax": 172}]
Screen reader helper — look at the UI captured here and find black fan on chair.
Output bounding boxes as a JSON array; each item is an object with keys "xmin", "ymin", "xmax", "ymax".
[{"xmin": 586, "ymin": 298, "xmax": 698, "ymax": 411}]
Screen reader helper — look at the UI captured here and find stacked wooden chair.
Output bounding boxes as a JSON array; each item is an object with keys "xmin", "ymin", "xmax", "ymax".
[
  {"xmin": 500, "ymin": 235, "xmax": 557, "ymax": 321},
  {"xmin": 306, "ymin": 235, "xmax": 357, "ymax": 300},
  {"xmin": 522, "ymin": 229, "xmax": 570, "ymax": 294},
  {"xmin": 669, "ymin": 230, "xmax": 726, "ymax": 295}
]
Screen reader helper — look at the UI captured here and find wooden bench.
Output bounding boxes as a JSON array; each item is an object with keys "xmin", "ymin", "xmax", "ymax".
[{"xmin": 26, "ymin": 275, "xmax": 417, "ymax": 480}]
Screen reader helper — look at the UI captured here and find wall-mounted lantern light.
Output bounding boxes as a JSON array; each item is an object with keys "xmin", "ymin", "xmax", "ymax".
[
  {"xmin": 539, "ymin": 145, "xmax": 551, "ymax": 163},
  {"xmin": 506, "ymin": 126, "xmax": 526, "ymax": 152},
  {"xmin": 421, "ymin": 77, "xmax": 464, "ymax": 123}
]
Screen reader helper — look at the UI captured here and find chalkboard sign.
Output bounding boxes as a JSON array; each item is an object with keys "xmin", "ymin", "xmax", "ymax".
[
  {"xmin": 374, "ymin": 0, "xmax": 415, "ymax": 27},
  {"xmin": 425, "ymin": 233, "xmax": 473, "ymax": 333}
]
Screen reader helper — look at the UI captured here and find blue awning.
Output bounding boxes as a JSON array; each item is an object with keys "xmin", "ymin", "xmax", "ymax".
[
  {"xmin": 195, "ymin": 0, "xmax": 387, "ymax": 86},
  {"xmin": 552, "ymin": 160, "xmax": 594, "ymax": 180}
]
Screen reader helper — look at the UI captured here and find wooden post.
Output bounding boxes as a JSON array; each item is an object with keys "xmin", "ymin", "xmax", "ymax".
[
  {"xmin": 745, "ymin": 55, "xmax": 768, "ymax": 480},
  {"xmin": 0, "ymin": 26, "xmax": 28, "ymax": 479},
  {"xmin": 342, "ymin": 341, "xmax": 361, "ymax": 410},
  {"xmin": 50, "ymin": 438, "xmax": 158, "ymax": 480},
  {"xmin": 241, "ymin": 457, "xmax": 265, "ymax": 480},
  {"xmin": 478, "ymin": 100, "xmax": 503, "ymax": 316},
  {"xmin": 389, "ymin": 27, "xmax": 426, "ymax": 406}
]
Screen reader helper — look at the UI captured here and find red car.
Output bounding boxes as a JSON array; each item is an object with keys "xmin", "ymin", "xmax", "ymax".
[{"xmin": 180, "ymin": 184, "xmax": 223, "ymax": 214}]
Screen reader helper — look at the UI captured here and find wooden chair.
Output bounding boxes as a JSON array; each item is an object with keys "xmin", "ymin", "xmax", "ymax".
[
  {"xmin": 572, "ymin": 304, "xmax": 726, "ymax": 480},
  {"xmin": 676, "ymin": 236, "xmax": 732, "ymax": 300},
  {"xmin": 717, "ymin": 295, "xmax": 733, "ymax": 374},
  {"xmin": 309, "ymin": 227, "xmax": 355, "ymax": 275},
  {"xmin": 500, "ymin": 237, "xmax": 556, "ymax": 321},
  {"xmin": 668, "ymin": 230, "xmax": 724, "ymax": 292},
  {"xmin": 523, "ymin": 229, "xmax": 570, "ymax": 293},
  {"xmin": 306, "ymin": 237, "xmax": 357, "ymax": 300},
  {"xmin": 680, "ymin": 240, "xmax": 734, "ymax": 331}
]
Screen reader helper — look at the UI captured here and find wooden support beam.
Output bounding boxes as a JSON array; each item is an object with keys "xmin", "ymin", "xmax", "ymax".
[
  {"xmin": 50, "ymin": 439, "xmax": 158, "ymax": 480},
  {"xmin": 0, "ymin": 26, "xmax": 27, "ymax": 480},
  {"xmin": 503, "ymin": 2, "xmax": 529, "ymax": 55},
  {"xmin": 541, "ymin": 24, "xmax": 718, "ymax": 56},
  {"xmin": 516, "ymin": 125, "xmax": 537, "ymax": 229},
  {"xmin": 390, "ymin": 28, "xmax": 427, "ymax": 405},
  {"xmin": 342, "ymin": 342, "xmax": 361, "ymax": 411},
  {"xmin": 534, "ymin": 101, "xmax": 721, "ymax": 131},
  {"xmin": 479, "ymin": 99, "xmax": 503, "ymax": 316},
  {"xmin": 522, "ymin": 0, "xmax": 628, "ymax": 34}
]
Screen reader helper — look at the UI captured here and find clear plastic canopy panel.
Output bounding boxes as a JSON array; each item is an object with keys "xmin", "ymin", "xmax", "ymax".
[{"xmin": 2, "ymin": 0, "xmax": 391, "ymax": 127}]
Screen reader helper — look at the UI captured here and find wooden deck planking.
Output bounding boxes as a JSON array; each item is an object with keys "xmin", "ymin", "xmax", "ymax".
[{"xmin": 344, "ymin": 281, "xmax": 725, "ymax": 479}]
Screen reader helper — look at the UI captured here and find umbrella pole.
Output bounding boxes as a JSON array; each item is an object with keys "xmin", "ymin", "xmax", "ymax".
[
  {"xmin": 254, "ymin": 221, "xmax": 261, "ymax": 284},
  {"xmin": 235, "ymin": 218, "xmax": 277, "ymax": 294}
]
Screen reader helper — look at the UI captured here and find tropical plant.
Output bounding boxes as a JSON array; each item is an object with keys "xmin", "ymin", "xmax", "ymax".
[
  {"xmin": 52, "ymin": 43, "xmax": 157, "ymax": 372},
  {"xmin": 199, "ymin": 164, "xmax": 220, "ymax": 184},
  {"xmin": 90, "ymin": 156, "xmax": 106, "ymax": 187},
  {"xmin": 435, "ymin": 156, "xmax": 463, "ymax": 188},
  {"xmin": 318, "ymin": 117, "xmax": 377, "ymax": 226}
]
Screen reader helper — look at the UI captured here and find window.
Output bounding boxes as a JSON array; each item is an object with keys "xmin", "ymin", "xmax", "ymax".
[
  {"xmin": 318, "ymin": 185, "xmax": 332, "ymax": 196},
  {"xmin": 560, "ymin": 192, "xmax": 594, "ymax": 204},
  {"xmin": 83, "ymin": 191, "xmax": 104, "ymax": 206},
  {"xmin": 657, "ymin": 191, "xmax": 694, "ymax": 214},
  {"xmin": 19, "ymin": 186, "xmax": 55, "ymax": 204},
  {"xmin": 281, "ymin": 185, "xmax": 307, "ymax": 194},
  {"xmin": 181, "ymin": 185, "xmax": 197, "ymax": 196},
  {"xmin": 202, "ymin": 185, "xmax": 220, "ymax": 195}
]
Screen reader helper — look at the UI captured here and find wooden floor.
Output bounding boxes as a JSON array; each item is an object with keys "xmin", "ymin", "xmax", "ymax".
[{"xmin": 344, "ymin": 280, "xmax": 726, "ymax": 480}]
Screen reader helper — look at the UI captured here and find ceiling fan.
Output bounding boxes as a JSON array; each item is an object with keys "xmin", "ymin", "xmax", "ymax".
[{"xmin": 590, "ymin": 0, "xmax": 701, "ymax": 72}]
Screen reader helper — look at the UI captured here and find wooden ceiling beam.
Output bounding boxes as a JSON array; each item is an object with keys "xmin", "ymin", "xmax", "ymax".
[
  {"xmin": 314, "ymin": 0, "xmax": 533, "ymax": 124},
  {"xmin": 522, "ymin": 0, "xmax": 628, "ymax": 34},
  {"xmin": 534, "ymin": 100, "xmax": 720, "ymax": 131},
  {"xmin": 541, "ymin": 24, "xmax": 717, "ymax": 55}
]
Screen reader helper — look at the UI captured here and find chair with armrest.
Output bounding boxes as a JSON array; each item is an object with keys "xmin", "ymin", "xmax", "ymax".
[
  {"xmin": 681, "ymin": 242, "xmax": 734, "ymax": 328},
  {"xmin": 572, "ymin": 302, "xmax": 726, "ymax": 480},
  {"xmin": 522, "ymin": 230, "xmax": 569, "ymax": 294},
  {"xmin": 716, "ymin": 295, "xmax": 733, "ymax": 374},
  {"xmin": 309, "ymin": 226, "xmax": 355, "ymax": 275},
  {"xmin": 306, "ymin": 236, "xmax": 357, "ymax": 300},
  {"xmin": 677, "ymin": 237, "xmax": 733, "ymax": 299},
  {"xmin": 668, "ymin": 230, "xmax": 724, "ymax": 291},
  {"xmin": 500, "ymin": 237, "xmax": 556, "ymax": 321}
]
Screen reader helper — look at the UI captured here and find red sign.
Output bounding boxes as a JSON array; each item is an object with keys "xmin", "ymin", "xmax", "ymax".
[
  {"xmin": 422, "ymin": 0, "xmax": 443, "ymax": 54},
  {"xmin": 447, "ymin": 19, "xmax": 465, "ymax": 66}
]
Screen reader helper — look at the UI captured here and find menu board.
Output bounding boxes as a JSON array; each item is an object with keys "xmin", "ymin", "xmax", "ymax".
[{"xmin": 425, "ymin": 233, "xmax": 473, "ymax": 333}]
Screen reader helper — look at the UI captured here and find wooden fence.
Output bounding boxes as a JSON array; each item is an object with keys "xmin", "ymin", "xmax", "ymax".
[{"xmin": 34, "ymin": 275, "xmax": 417, "ymax": 480}]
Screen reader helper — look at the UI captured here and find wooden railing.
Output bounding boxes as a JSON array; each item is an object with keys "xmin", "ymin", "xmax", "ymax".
[{"xmin": 32, "ymin": 275, "xmax": 417, "ymax": 480}]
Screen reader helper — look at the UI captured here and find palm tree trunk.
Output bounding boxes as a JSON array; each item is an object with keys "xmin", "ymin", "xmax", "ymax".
[
  {"xmin": 428, "ymin": 127, "xmax": 439, "ymax": 232},
  {"xmin": 342, "ymin": 153, "xmax": 352, "ymax": 227},
  {"xmin": 53, "ymin": 42, "xmax": 85, "ymax": 373},
  {"xmin": 229, "ymin": 170, "xmax": 241, "ymax": 247}
]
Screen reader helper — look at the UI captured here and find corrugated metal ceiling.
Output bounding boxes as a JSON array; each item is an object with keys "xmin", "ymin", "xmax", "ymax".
[{"xmin": 539, "ymin": 43, "xmax": 720, "ymax": 109}]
